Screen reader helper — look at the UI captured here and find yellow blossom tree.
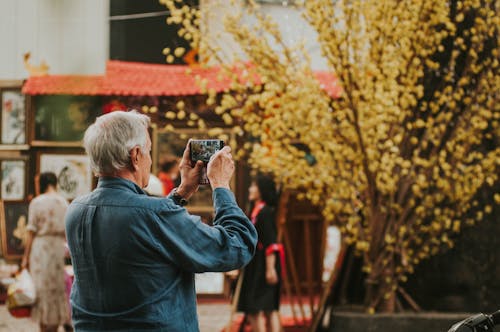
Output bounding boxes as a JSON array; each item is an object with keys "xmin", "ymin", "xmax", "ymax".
[{"xmin": 160, "ymin": 0, "xmax": 499, "ymax": 312}]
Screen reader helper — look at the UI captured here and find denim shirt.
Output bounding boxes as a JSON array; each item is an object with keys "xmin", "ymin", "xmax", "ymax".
[{"xmin": 65, "ymin": 177, "xmax": 257, "ymax": 332}]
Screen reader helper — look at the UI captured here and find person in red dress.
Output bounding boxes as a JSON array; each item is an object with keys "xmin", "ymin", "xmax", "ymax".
[{"xmin": 237, "ymin": 174, "xmax": 282, "ymax": 332}]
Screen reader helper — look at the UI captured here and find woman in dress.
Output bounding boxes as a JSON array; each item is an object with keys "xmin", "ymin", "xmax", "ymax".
[
  {"xmin": 237, "ymin": 174, "xmax": 282, "ymax": 332},
  {"xmin": 22, "ymin": 172, "xmax": 71, "ymax": 332}
]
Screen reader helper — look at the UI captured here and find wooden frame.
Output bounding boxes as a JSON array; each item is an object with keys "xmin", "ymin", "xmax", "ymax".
[
  {"xmin": 0, "ymin": 81, "xmax": 29, "ymax": 150},
  {"xmin": 0, "ymin": 157, "xmax": 28, "ymax": 201},
  {"xmin": 0, "ymin": 200, "xmax": 29, "ymax": 260},
  {"xmin": 31, "ymin": 95, "xmax": 101, "ymax": 147},
  {"xmin": 37, "ymin": 152, "xmax": 92, "ymax": 200},
  {"xmin": 195, "ymin": 272, "xmax": 226, "ymax": 295}
]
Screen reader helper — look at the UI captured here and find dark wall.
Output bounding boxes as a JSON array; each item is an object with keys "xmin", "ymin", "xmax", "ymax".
[
  {"xmin": 329, "ymin": 189, "xmax": 500, "ymax": 314},
  {"xmin": 109, "ymin": 0, "xmax": 198, "ymax": 64},
  {"xmin": 405, "ymin": 201, "xmax": 500, "ymax": 313}
]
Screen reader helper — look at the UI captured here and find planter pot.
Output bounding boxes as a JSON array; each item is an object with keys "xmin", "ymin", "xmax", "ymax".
[{"xmin": 329, "ymin": 311, "xmax": 472, "ymax": 332}]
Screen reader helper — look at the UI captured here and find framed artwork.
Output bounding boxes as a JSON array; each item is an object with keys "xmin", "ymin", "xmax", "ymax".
[
  {"xmin": 195, "ymin": 272, "xmax": 225, "ymax": 295},
  {"xmin": 39, "ymin": 153, "xmax": 92, "ymax": 200},
  {"xmin": 0, "ymin": 159, "xmax": 27, "ymax": 201},
  {"xmin": 0, "ymin": 88, "xmax": 26, "ymax": 145},
  {"xmin": 152, "ymin": 128, "xmax": 234, "ymax": 210},
  {"xmin": 0, "ymin": 200, "xmax": 29, "ymax": 260},
  {"xmin": 32, "ymin": 95, "xmax": 101, "ymax": 146}
]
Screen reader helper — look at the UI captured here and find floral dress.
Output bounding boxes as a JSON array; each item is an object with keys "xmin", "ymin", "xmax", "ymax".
[{"xmin": 27, "ymin": 192, "xmax": 69, "ymax": 326}]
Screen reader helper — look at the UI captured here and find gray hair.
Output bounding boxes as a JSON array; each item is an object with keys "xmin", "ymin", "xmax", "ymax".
[{"xmin": 83, "ymin": 110, "xmax": 151, "ymax": 175}]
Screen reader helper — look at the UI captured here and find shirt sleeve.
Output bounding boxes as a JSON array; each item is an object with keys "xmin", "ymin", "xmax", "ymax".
[
  {"xmin": 26, "ymin": 200, "xmax": 38, "ymax": 233},
  {"xmin": 152, "ymin": 188, "xmax": 258, "ymax": 273}
]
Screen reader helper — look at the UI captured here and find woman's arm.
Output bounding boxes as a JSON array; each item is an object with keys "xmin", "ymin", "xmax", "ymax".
[
  {"xmin": 21, "ymin": 231, "xmax": 35, "ymax": 270},
  {"xmin": 257, "ymin": 207, "xmax": 279, "ymax": 284},
  {"xmin": 265, "ymin": 253, "xmax": 278, "ymax": 285}
]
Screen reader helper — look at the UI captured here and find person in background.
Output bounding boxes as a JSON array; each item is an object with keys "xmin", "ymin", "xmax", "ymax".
[
  {"xmin": 237, "ymin": 174, "xmax": 282, "ymax": 332},
  {"xmin": 65, "ymin": 110, "xmax": 257, "ymax": 332},
  {"xmin": 22, "ymin": 172, "xmax": 72, "ymax": 332},
  {"xmin": 158, "ymin": 157, "xmax": 179, "ymax": 195},
  {"xmin": 144, "ymin": 173, "xmax": 164, "ymax": 197}
]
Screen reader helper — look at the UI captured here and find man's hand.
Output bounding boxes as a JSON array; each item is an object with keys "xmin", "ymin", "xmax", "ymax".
[
  {"xmin": 207, "ymin": 146, "xmax": 234, "ymax": 190},
  {"xmin": 176, "ymin": 140, "xmax": 204, "ymax": 199}
]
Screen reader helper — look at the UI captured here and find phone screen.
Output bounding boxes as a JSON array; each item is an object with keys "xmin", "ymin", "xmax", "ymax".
[
  {"xmin": 190, "ymin": 139, "xmax": 225, "ymax": 163},
  {"xmin": 189, "ymin": 139, "xmax": 225, "ymax": 184}
]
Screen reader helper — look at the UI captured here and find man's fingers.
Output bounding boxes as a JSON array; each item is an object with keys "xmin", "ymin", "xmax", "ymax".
[
  {"xmin": 195, "ymin": 160, "xmax": 204, "ymax": 171},
  {"xmin": 209, "ymin": 146, "xmax": 232, "ymax": 163},
  {"xmin": 209, "ymin": 151, "xmax": 221, "ymax": 163},
  {"xmin": 180, "ymin": 139, "xmax": 192, "ymax": 165}
]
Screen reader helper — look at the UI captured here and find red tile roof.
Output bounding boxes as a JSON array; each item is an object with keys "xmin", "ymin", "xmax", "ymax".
[
  {"xmin": 104, "ymin": 61, "xmax": 232, "ymax": 96},
  {"xmin": 23, "ymin": 75, "xmax": 105, "ymax": 95},
  {"xmin": 22, "ymin": 60, "xmax": 341, "ymax": 98}
]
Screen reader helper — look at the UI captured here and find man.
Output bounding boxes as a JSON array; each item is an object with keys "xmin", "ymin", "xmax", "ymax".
[{"xmin": 65, "ymin": 110, "xmax": 257, "ymax": 331}]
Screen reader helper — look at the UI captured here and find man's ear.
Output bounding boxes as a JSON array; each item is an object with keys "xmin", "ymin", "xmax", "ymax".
[{"xmin": 130, "ymin": 146, "xmax": 140, "ymax": 171}]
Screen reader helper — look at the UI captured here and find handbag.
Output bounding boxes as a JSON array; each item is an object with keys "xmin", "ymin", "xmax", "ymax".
[{"xmin": 6, "ymin": 269, "xmax": 36, "ymax": 318}]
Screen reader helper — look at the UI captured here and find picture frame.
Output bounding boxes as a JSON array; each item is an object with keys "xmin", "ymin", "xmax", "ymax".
[
  {"xmin": 0, "ymin": 81, "xmax": 29, "ymax": 150},
  {"xmin": 38, "ymin": 153, "xmax": 92, "ymax": 200},
  {"xmin": 152, "ymin": 128, "xmax": 235, "ymax": 211},
  {"xmin": 195, "ymin": 272, "xmax": 225, "ymax": 295},
  {"xmin": 0, "ymin": 158, "xmax": 27, "ymax": 201},
  {"xmin": 32, "ymin": 95, "xmax": 101, "ymax": 146},
  {"xmin": 0, "ymin": 200, "xmax": 29, "ymax": 260}
]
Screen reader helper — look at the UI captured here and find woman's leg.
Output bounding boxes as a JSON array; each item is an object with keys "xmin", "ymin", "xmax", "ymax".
[
  {"xmin": 266, "ymin": 310, "xmax": 282, "ymax": 332},
  {"xmin": 247, "ymin": 312, "xmax": 266, "ymax": 332}
]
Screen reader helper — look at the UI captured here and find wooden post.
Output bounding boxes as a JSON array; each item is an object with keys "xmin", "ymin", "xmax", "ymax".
[
  {"xmin": 226, "ymin": 270, "xmax": 245, "ymax": 332},
  {"xmin": 309, "ymin": 244, "xmax": 347, "ymax": 332},
  {"xmin": 282, "ymin": 225, "xmax": 307, "ymax": 322},
  {"xmin": 303, "ymin": 217, "xmax": 315, "ymax": 315}
]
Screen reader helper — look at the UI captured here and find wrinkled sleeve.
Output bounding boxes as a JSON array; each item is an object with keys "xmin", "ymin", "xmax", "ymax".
[
  {"xmin": 152, "ymin": 188, "xmax": 257, "ymax": 273},
  {"xmin": 27, "ymin": 200, "xmax": 38, "ymax": 233}
]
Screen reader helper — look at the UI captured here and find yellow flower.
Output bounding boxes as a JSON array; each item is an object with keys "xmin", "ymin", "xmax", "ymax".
[
  {"xmin": 177, "ymin": 110, "xmax": 186, "ymax": 120},
  {"xmin": 162, "ymin": 0, "xmax": 498, "ymax": 312},
  {"xmin": 176, "ymin": 100, "xmax": 185, "ymax": 110}
]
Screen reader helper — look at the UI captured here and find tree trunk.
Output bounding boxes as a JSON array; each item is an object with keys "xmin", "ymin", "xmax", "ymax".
[
  {"xmin": 364, "ymin": 260, "xmax": 397, "ymax": 313},
  {"xmin": 378, "ymin": 290, "xmax": 396, "ymax": 313}
]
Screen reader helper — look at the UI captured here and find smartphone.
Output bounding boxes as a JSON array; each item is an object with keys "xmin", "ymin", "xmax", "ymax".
[{"xmin": 189, "ymin": 139, "xmax": 225, "ymax": 184}]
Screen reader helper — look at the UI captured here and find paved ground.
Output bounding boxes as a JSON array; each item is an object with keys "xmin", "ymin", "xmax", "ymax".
[
  {"xmin": 0, "ymin": 300, "xmax": 310, "ymax": 332},
  {"xmin": 0, "ymin": 301, "xmax": 231, "ymax": 332}
]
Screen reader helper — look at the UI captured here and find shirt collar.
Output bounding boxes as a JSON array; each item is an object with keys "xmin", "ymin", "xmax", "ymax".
[{"xmin": 97, "ymin": 176, "xmax": 147, "ymax": 195}]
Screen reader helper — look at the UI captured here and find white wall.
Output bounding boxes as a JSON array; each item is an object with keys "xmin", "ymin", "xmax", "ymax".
[
  {"xmin": 202, "ymin": 0, "xmax": 328, "ymax": 70},
  {"xmin": 0, "ymin": 0, "xmax": 109, "ymax": 79}
]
